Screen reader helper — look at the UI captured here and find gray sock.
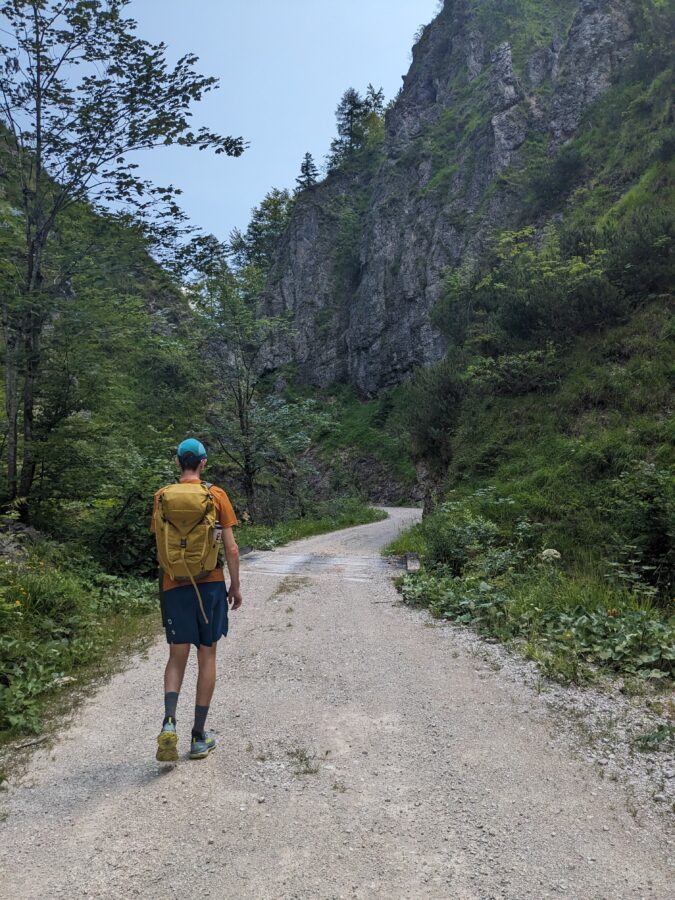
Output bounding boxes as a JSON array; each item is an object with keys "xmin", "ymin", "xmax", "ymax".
[
  {"xmin": 164, "ymin": 691, "xmax": 179, "ymax": 723},
  {"xmin": 193, "ymin": 704, "xmax": 209, "ymax": 737}
]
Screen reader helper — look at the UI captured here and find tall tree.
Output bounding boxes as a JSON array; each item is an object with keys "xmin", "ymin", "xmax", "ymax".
[
  {"xmin": 327, "ymin": 85, "xmax": 385, "ymax": 171},
  {"xmin": 0, "ymin": 0, "xmax": 244, "ymax": 504},
  {"xmin": 227, "ymin": 188, "xmax": 294, "ymax": 271},
  {"xmin": 295, "ymin": 152, "xmax": 319, "ymax": 191},
  {"xmin": 191, "ymin": 262, "xmax": 284, "ymax": 518},
  {"xmin": 365, "ymin": 84, "xmax": 385, "ymax": 115},
  {"xmin": 185, "ymin": 236, "xmax": 332, "ymax": 521},
  {"xmin": 327, "ymin": 88, "xmax": 365, "ymax": 170}
]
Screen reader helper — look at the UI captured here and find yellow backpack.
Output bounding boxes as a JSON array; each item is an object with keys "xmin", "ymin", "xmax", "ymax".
[{"xmin": 154, "ymin": 482, "xmax": 219, "ymax": 623}]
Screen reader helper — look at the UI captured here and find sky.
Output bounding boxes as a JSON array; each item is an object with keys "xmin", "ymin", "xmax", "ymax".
[{"xmin": 130, "ymin": 0, "xmax": 441, "ymax": 241}]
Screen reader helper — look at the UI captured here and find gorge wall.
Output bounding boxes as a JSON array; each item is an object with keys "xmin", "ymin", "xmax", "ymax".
[{"xmin": 261, "ymin": 0, "xmax": 640, "ymax": 396}]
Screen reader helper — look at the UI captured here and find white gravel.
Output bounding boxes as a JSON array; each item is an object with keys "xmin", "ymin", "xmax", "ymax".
[{"xmin": 0, "ymin": 508, "xmax": 672, "ymax": 899}]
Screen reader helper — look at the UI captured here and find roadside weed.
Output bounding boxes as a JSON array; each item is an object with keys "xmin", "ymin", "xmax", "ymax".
[{"xmin": 287, "ymin": 747, "xmax": 320, "ymax": 775}]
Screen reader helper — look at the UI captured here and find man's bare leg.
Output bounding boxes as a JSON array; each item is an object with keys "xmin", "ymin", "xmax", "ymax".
[
  {"xmin": 195, "ymin": 643, "xmax": 217, "ymax": 707},
  {"xmin": 157, "ymin": 643, "xmax": 190, "ymax": 762},
  {"xmin": 190, "ymin": 644, "xmax": 217, "ymax": 757},
  {"xmin": 164, "ymin": 643, "xmax": 191, "ymax": 695}
]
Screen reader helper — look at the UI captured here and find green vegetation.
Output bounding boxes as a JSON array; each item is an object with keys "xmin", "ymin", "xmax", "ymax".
[
  {"xmin": 317, "ymin": 386, "xmax": 416, "ymax": 491},
  {"xmin": 0, "ymin": 0, "xmax": 242, "ymax": 509},
  {"xmin": 390, "ymin": 298, "xmax": 673, "ymax": 684},
  {"xmin": 0, "ymin": 497, "xmax": 383, "ymax": 740},
  {"xmin": 0, "ymin": 536, "xmax": 158, "ymax": 736},
  {"xmin": 469, "ymin": 0, "xmax": 578, "ymax": 72},
  {"xmin": 228, "ymin": 188, "xmax": 295, "ymax": 270},
  {"xmin": 393, "ymin": 489, "xmax": 673, "ymax": 684},
  {"xmin": 287, "ymin": 746, "xmax": 321, "ymax": 776},
  {"xmin": 384, "ymin": 4, "xmax": 674, "ymax": 688},
  {"xmin": 0, "ymin": 2, "xmax": 241, "ymax": 741},
  {"xmin": 238, "ymin": 500, "xmax": 386, "ymax": 551},
  {"xmin": 326, "ymin": 84, "xmax": 386, "ymax": 173},
  {"xmin": 296, "ymin": 153, "xmax": 320, "ymax": 191},
  {"xmin": 420, "ymin": 76, "xmax": 490, "ymax": 200},
  {"xmin": 448, "ymin": 305, "xmax": 673, "ymax": 575},
  {"xmin": 0, "ymin": 0, "xmax": 673, "ymax": 741},
  {"xmin": 634, "ymin": 725, "xmax": 675, "ymax": 753}
]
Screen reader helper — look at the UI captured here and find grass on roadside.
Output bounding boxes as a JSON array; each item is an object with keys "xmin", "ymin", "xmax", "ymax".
[
  {"xmin": 236, "ymin": 499, "xmax": 387, "ymax": 551},
  {"xmin": 384, "ymin": 521, "xmax": 427, "ymax": 557},
  {"xmin": 0, "ymin": 539, "xmax": 160, "ymax": 742}
]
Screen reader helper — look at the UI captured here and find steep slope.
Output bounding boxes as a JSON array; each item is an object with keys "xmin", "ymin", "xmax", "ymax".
[{"xmin": 262, "ymin": 0, "xmax": 662, "ymax": 395}]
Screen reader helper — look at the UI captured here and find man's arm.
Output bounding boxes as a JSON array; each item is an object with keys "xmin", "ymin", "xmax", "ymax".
[{"xmin": 223, "ymin": 526, "xmax": 243, "ymax": 609}]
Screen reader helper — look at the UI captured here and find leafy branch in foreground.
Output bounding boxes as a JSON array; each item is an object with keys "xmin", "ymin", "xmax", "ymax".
[{"xmin": 0, "ymin": 0, "xmax": 244, "ymax": 507}]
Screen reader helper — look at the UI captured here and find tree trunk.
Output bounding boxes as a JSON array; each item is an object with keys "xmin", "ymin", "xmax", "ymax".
[
  {"xmin": 18, "ymin": 310, "xmax": 41, "ymax": 505},
  {"xmin": 242, "ymin": 469, "xmax": 256, "ymax": 522},
  {"xmin": 416, "ymin": 460, "xmax": 442, "ymax": 519},
  {"xmin": 3, "ymin": 321, "xmax": 20, "ymax": 501},
  {"xmin": 286, "ymin": 467, "xmax": 306, "ymax": 518}
]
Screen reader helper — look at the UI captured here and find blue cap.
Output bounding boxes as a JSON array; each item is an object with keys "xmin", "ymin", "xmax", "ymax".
[{"xmin": 176, "ymin": 438, "xmax": 207, "ymax": 461}]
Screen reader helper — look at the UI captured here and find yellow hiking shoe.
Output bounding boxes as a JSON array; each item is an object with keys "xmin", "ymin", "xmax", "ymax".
[{"xmin": 156, "ymin": 718, "xmax": 178, "ymax": 762}]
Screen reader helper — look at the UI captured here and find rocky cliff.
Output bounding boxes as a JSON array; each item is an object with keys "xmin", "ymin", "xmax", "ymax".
[{"xmin": 262, "ymin": 0, "xmax": 639, "ymax": 396}]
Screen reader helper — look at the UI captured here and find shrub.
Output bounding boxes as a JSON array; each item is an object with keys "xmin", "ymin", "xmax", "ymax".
[
  {"xmin": 401, "ymin": 353, "xmax": 467, "ymax": 472},
  {"xmin": 602, "ymin": 461, "xmax": 675, "ymax": 604},
  {"xmin": 434, "ymin": 227, "xmax": 627, "ymax": 353},
  {"xmin": 465, "ymin": 343, "xmax": 559, "ymax": 396},
  {"xmin": 601, "ymin": 204, "xmax": 673, "ymax": 297},
  {"xmin": 400, "ymin": 565, "xmax": 674, "ymax": 681},
  {"xmin": 421, "ymin": 502, "xmax": 499, "ymax": 573},
  {"xmin": 393, "ymin": 487, "xmax": 674, "ymax": 682},
  {"xmin": 91, "ymin": 459, "xmax": 174, "ymax": 576}
]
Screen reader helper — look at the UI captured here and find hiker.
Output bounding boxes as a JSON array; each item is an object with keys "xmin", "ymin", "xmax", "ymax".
[{"xmin": 151, "ymin": 438, "xmax": 243, "ymax": 762}]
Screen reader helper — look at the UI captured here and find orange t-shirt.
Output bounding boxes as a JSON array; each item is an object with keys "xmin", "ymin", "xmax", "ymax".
[{"xmin": 151, "ymin": 479, "xmax": 238, "ymax": 592}]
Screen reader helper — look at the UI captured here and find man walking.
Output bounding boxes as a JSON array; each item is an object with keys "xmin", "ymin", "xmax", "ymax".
[{"xmin": 152, "ymin": 438, "xmax": 243, "ymax": 762}]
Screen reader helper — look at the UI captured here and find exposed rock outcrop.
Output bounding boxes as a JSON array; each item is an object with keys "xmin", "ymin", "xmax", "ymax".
[{"xmin": 261, "ymin": 0, "xmax": 636, "ymax": 396}]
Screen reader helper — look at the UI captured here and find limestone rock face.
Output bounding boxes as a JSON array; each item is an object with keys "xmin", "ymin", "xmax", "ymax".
[{"xmin": 261, "ymin": 0, "xmax": 635, "ymax": 396}]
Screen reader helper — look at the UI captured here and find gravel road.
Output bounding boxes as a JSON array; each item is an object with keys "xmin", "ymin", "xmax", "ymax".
[{"xmin": 1, "ymin": 508, "xmax": 672, "ymax": 899}]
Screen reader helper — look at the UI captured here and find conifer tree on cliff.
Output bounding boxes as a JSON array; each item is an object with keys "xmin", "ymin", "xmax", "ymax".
[
  {"xmin": 0, "ymin": 0, "xmax": 244, "ymax": 506},
  {"xmin": 365, "ymin": 83, "xmax": 385, "ymax": 115},
  {"xmin": 328, "ymin": 88, "xmax": 367, "ymax": 169},
  {"xmin": 295, "ymin": 152, "xmax": 319, "ymax": 191},
  {"xmin": 327, "ymin": 85, "xmax": 385, "ymax": 171}
]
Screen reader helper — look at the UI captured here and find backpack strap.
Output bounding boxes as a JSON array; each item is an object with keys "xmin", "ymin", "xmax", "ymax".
[{"xmin": 180, "ymin": 541, "xmax": 210, "ymax": 625}]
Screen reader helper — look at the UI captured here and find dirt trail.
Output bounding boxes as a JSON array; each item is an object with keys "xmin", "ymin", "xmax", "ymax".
[{"xmin": 1, "ymin": 508, "xmax": 672, "ymax": 899}]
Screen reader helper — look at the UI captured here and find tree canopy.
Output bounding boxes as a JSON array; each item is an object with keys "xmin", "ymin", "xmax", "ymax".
[
  {"xmin": 327, "ymin": 85, "xmax": 386, "ymax": 171},
  {"xmin": 0, "ymin": 0, "xmax": 244, "ymax": 509}
]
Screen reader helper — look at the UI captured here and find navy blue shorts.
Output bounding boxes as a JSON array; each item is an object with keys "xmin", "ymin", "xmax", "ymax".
[{"xmin": 162, "ymin": 581, "xmax": 229, "ymax": 647}]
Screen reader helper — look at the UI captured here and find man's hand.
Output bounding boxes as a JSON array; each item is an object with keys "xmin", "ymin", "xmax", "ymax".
[
  {"xmin": 229, "ymin": 587, "xmax": 243, "ymax": 610},
  {"xmin": 223, "ymin": 527, "xmax": 242, "ymax": 610}
]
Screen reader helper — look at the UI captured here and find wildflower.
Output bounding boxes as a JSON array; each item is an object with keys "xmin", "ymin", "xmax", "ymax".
[
  {"xmin": 607, "ymin": 608, "xmax": 619, "ymax": 617},
  {"xmin": 15, "ymin": 599, "xmax": 21, "ymax": 606},
  {"xmin": 540, "ymin": 548, "xmax": 561, "ymax": 562}
]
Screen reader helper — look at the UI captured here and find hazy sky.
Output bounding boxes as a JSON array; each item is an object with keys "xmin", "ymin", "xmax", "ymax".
[{"xmin": 130, "ymin": 0, "xmax": 440, "ymax": 241}]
